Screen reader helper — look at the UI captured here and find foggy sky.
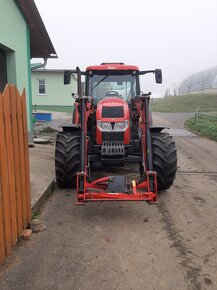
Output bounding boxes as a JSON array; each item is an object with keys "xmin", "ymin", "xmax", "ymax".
[{"xmin": 34, "ymin": 0, "xmax": 217, "ymax": 97}]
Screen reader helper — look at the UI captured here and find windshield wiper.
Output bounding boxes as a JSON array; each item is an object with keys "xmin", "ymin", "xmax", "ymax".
[{"xmin": 91, "ymin": 73, "xmax": 110, "ymax": 91}]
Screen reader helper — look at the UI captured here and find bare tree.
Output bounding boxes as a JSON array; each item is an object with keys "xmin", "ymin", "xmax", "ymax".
[
  {"xmin": 173, "ymin": 89, "xmax": 178, "ymax": 96},
  {"xmin": 172, "ymin": 81, "xmax": 182, "ymax": 96},
  {"xmin": 164, "ymin": 88, "xmax": 170, "ymax": 97},
  {"xmin": 183, "ymin": 75, "xmax": 194, "ymax": 95},
  {"xmin": 198, "ymin": 71, "xmax": 211, "ymax": 94},
  {"xmin": 172, "ymin": 81, "xmax": 182, "ymax": 90}
]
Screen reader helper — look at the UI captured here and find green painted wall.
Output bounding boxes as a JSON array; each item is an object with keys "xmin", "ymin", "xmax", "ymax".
[
  {"xmin": 31, "ymin": 71, "xmax": 77, "ymax": 109},
  {"xmin": 0, "ymin": 0, "xmax": 32, "ymax": 132}
]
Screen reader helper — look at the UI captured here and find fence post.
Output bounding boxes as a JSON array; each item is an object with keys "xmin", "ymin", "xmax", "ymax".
[
  {"xmin": 0, "ymin": 90, "xmax": 13, "ymax": 255},
  {"xmin": 9, "ymin": 86, "xmax": 24, "ymax": 236},
  {"xmin": 2, "ymin": 87, "xmax": 18, "ymax": 246},
  {"xmin": 0, "ymin": 176, "xmax": 6, "ymax": 264},
  {"xmin": 195, "ymin": 106, "xmax": 200, "ymax": 123},
  {"xmin": 21, "ymin": 90, "xmax": 31, "ymax": 221}
]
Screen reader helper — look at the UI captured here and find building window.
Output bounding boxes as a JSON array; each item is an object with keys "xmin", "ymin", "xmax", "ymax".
[
  {"xmin": 38, "ymin": 79, "xmax": 46, "ymax": 95},
  {"xmin": 0, "ymin": 49, "xmax": 7, "ymax": 93}
]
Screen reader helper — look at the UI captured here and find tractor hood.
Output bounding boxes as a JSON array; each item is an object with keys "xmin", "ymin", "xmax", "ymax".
[
  {"xmin": 95, "ymin": 97, "xmax": 130, "ymax": 144},
  {"xmin": 97, "ymin": 97, "xmax": 129, "ymax": 119}
]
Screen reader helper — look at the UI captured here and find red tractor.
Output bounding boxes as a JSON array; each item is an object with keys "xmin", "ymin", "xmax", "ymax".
[{"xmin": 55, "ymin": 63, "xmax": 177, "ymax": 204}]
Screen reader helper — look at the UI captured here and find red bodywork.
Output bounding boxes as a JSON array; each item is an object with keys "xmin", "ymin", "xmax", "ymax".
[
  {"xmin": 86, "ymin": 63, "xmax": 139, "ymax": 72},
  {"xmin": 96, "ymin": 97, "xmax": 130, "ymax": 144}
]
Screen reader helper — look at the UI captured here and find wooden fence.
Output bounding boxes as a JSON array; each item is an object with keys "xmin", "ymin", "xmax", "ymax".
[{"xmin": 0, "ymin": 85, "xmax": 31, "ymax": 265}]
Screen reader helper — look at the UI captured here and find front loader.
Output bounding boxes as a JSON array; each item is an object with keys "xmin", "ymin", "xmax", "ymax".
[{"xmin": 55, "ymin": 63, "xmax": 177, "ymax": 204}]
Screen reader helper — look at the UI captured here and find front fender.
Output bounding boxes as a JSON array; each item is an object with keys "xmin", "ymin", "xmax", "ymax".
[
  {"xmin": 62, "ymin": 124, "xmax": 80, "ymax": 132},
  {"xmin": 150, "ymin": 126, "xmax": 168, "ymax": 133}
]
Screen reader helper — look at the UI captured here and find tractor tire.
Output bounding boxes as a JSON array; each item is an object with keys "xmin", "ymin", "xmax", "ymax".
[
  {"xmin": 55, "ymin": 131, "xmax": 80, "ymax": 188},
  {"xmin": 151, "ymin": 132, "xmax": 177, "ymax": 191}
]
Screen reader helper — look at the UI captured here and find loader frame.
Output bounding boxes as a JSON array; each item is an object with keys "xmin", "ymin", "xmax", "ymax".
[{"xmin": 73, "ymin": 67, "xmax": 158, "ymax": 204}]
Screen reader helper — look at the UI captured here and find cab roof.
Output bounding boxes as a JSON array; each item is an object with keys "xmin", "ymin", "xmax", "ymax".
[{"xmin": 86, "ymin": 63, "xmax": 139, "ymax": 71}]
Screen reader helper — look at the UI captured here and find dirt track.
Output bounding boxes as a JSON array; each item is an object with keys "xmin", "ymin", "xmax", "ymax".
[{"xmin": 0, "ymin": 113, "xmax": 217, "ymax": 290}]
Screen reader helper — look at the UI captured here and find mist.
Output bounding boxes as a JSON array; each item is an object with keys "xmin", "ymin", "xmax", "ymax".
[{"xmin": 34, "ymin": 0, "xmax": 217, "ymax": 97}]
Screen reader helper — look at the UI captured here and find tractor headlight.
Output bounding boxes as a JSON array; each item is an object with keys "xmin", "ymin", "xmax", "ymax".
[
  {"xmin": 114, "ymin": 121, "xmax": 129, "ymax": 131},
  {"xmin": 97, "ymin": 121, "xmax": 112, "ymax": 131}
]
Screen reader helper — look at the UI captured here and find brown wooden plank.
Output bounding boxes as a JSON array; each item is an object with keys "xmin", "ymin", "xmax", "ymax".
[
  {"xmin": 9, "ymin": 86, "xmax": 23, "ymax": 236},
  {"xmin": 0, "ymin": 165, "xmax": 6, "ymax": 264},
  {"xmin": 2, "ymin": 86, "xmax": 18, "ymax": 246},
  {"xmin": 0, "ymin": 89, "xmax": 13, "ymax": 255},
  {"xmin": 17, "ymin": 93, "xmax": 27, "ymax": 227},
  {"xmin": 21, "ymin": 90, "xmax": 31, "ymax": 223}
]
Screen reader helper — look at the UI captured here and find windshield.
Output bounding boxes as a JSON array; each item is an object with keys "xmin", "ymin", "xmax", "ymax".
[{"xmin": 88, "ymin": 74, "xmax": 137, "ymax": 103}]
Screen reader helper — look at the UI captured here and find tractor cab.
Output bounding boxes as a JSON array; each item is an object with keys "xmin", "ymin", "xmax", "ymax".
[
  {"xmin": 86, "ymin": 63, "xmax": 140, "ymax": 104},
  {"xmin": 85, "ymin": 64, "xmax": 139, "ymax": 147}
]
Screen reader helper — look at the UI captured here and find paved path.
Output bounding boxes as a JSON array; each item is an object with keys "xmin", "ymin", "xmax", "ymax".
[
  {"xmin": 29, "ymin": 144, "xmax": 55, "ymax": 209},
  {"xmin": 153, "ymin": 112, "xmax": 194, "ymax": 128}
]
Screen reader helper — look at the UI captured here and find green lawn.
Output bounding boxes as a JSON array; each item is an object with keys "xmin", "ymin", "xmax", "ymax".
[
  {"xmin": 185, "ymin": 115, "xmax": 217, "ymax": 142},
  {"xmin": 151, "ymin": 94, "xmax": 217, "ymax": 112},
  {"xmin": 33, "ymin": 105, "xmax": 73, "ymax": 113}
]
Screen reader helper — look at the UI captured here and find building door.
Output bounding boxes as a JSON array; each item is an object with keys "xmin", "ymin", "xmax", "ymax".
[{"xmin": 0, "ymin": 49, "xmax": 7, "ymax": 93}]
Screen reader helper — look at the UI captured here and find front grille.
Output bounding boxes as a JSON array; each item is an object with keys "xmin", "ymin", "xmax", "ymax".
[
  {"xmin": 101, "ymin": 141, "xmax": 125, "ymax": 156},
  {"xmin": 102, "ymin": 132, "xmax": 124, "ymax": 141},
  {"xmin": 102, "ymin": 106, "xmax": 124, "ymax": 118}
]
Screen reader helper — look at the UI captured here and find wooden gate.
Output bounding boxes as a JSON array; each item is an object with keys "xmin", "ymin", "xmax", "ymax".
[{"xmin": 0, "ymin": 85, "xmax": 31, "ymax": 265}]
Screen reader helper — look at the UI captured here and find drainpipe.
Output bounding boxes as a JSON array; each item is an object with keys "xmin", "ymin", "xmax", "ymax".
[{"xmin": 31, "ymin": 58, "xmax": 48, "ymax": 70}]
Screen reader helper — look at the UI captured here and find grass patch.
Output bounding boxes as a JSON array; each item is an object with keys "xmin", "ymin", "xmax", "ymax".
[
  {"xmin": 151, "ymin": 94, "xmax": 217, "ymax": 112},
  {"xmin": 32, "ymin": 211, "xmax": 41, "ymax": 220},
  {"xmin": 33, "ymin": 105, "xmax": 73, "ymax": 113},
  {"xmin": 185, "ymin": 115, "xmax": 217, "ymax": 142},
  {"xmin": 39, "ymin": 127, "xmax": 58, "ymax": 133}
]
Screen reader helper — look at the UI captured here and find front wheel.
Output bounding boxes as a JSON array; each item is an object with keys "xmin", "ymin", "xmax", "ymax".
[
  {"xmin": 55, "ymin": 131, "xmax": 80, "ymax": 188},
  {"xmin": 151, "ymin": 132, "xmax": 177, "ymax": 191}
]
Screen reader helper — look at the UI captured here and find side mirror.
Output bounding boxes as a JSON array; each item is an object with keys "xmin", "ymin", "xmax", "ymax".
[
  {"xmin": 64, "ymin": 70, "xmax": 72, "ymax": 84},
  {"xmin": 155, "ymin": 69, "xmax": 162, "ymax": 84}
]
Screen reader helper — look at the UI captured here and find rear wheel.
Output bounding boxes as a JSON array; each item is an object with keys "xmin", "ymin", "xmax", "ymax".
[
  {"xmin": 55, "ymin": 131, "xmax": 80, "ymax": 188},
  {"xmin": 151, "ymin": 132, "xmax": 177, "ymax": 191}
]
